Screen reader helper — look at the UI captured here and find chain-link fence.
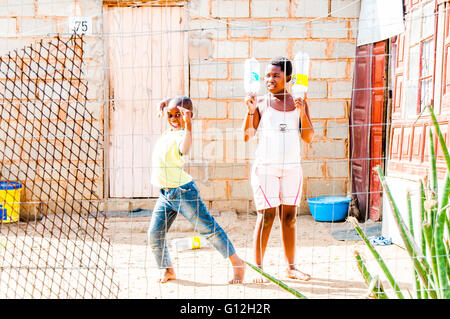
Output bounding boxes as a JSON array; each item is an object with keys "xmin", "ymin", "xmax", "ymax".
[{"xmin": 0, "ymin": 35, "xmax": 119, "ymax": 298}]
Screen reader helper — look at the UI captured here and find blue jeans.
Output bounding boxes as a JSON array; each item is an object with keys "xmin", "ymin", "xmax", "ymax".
[{"xmin": 147, "ymin": 180, "xmax": 236, "ymax": 269}]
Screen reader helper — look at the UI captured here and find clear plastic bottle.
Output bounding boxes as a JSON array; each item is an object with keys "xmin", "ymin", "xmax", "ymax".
[
  {"xmin": 291, "ymin": 52, "xmax": 310, "ymax": 99},
  {"xmin": 171, "ymin": 236, "xmax": 209, "ymax": 251},
  {"xmin": 244, "ymin": 58, "xmax": 261, "ymax": 95}
]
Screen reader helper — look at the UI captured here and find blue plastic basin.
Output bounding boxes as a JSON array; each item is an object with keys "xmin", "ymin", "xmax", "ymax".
[{"xmin": 307, "ymin": 196, "xmax": 351, "ymax": 222}]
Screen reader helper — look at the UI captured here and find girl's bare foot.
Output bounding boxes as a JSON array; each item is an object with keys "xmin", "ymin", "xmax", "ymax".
[
  {"xmin": 251, "ymin": 264, "xmax": 270, "ymax": 283},
  {"xmin": 286, "ymin": 267, "xmax": 311, "ymax": 281},
  {"xmin": 228, "ymin": 254, "xmax": 246, "ymax": 284},
  {"xmin": 159, "ymin": 267, "xmax": 176, "ymax": 283},
  {"xmin": 252, "ymin": 275, "xmax": 270, "ymax": 284}
]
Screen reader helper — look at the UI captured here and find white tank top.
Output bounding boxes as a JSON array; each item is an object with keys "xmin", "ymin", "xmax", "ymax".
[{"xmin": 254, "ymin": 99, "xmax": 301, "ymax": 168}]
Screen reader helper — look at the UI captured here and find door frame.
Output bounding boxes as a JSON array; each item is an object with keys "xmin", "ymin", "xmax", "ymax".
[{"xmin": 102, "ymin": 2, "xmax": 189, "ymax": 199}]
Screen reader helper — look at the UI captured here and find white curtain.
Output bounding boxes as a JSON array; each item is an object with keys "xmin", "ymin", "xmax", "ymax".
[{"xmin": 357, "ymin": 0, "xmax": 405, "ymax": 46}]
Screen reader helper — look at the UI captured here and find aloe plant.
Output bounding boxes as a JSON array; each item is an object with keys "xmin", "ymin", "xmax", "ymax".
[
  {"xmin": 349, "ymin": 217, "xmax": 404, "ymax": 298},
  {"xmin": 351, "ymin": 105, "xmax": 449, "ymax": 299},
  {"xmin": 407, "ymin": 191, "xmax": 425, "ymax": 298},
  {"xmin": 353, "ymin": 250, "xmax": 388, "ymax": 299}
]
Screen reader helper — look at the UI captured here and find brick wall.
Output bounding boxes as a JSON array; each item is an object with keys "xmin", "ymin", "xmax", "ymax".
[{"xmin": 187, "ymin": 0, "xmax": 359, "ymax": 213}]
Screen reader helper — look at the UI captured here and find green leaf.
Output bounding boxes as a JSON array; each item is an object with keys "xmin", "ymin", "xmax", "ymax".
[
  {"xmin": 367, "ymin": 275, "xmax": 389, "ymax": 299},
  {"xmin": 428, "ymin": 105, "xmax": 450, "ymax": 172},
  {"xmin": 429, "ymin": 129, "xmax": 438, "ymax": 197},
  {"xmin": 245, "ymin": 261, "xmax": 308, "ymax": 299},
  {"xmin": 348, "ymin": 217, "xmax": 404, "ymax": 299},
  {"xmin": 433, "ymin": 208, "xmax": 449, "ymax": 299},
  {"xmin": 354, "ymin": 250, "xmax": 389, "ymax": 299},
  {"xmin": 438, "ymin": 174, "xmax": 450, "ymax": 213},
  {"xmin": 422, "ymin": 221, "xmax": 439, "ymax": 298},
  {"xmin": 420, "ymin": 181, "xmax": 430, "ymax": 298},
  {"xmin": 376, "ymin": 166, "xmax": 432, "ymax": 291},
  {"xmin": 407, "ymin": 191, "xmax": 422, "ymax": 298}
]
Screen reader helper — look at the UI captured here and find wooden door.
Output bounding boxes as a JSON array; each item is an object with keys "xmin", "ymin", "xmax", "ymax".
[
  {"xmin": 368, "ymin": 41, "xmax": 388, "ymax": 221},
  {"xmin": 350, "ymin": 44, "xmax": 372, "ymax": 220},
  {"xmin": 350, "ymin": 41, "xmax": 388, "ymax": 221},
  {"xmin": 105, "ymin": 5, "xmax": 185, "ymax": 198}
]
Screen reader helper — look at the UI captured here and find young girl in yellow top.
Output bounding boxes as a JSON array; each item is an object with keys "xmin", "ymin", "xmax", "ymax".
[{"xmin": 148, "ymin": 96, "xmax": 245, "ymax": 284}]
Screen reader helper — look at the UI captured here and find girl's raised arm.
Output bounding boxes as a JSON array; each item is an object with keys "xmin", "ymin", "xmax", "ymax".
[
  {"xmin": 295, "ymin": 97, "xmax": 314, "ymax": 143},
  {"xmin": 243, "ymin": 94, "xmax": 261, "ymax": 142},
  {"xmin": 179, "ymin": 109, "xmax": 193, "ymax": 155}
]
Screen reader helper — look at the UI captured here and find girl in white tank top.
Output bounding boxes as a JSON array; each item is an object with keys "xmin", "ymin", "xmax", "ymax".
[{"xmin": 243, "ymin": 57, "xmax": 314, "ymax": 283}]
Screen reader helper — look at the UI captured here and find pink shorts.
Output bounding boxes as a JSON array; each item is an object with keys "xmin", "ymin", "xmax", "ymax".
[{"xmin": 251, "ymin": 164, "xmax": 303, "ymax": 211}]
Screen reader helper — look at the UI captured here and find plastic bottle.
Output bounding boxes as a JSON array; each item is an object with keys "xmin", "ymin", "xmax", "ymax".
[
  {"xmin": 291, "ymin": 52, "xmax": 310, "ymax": 99},
  {"xmin": 244, "ymin": 58, "xmax": 261, "ymax": 95},
  {"xmin": 171, "ymin": 236, "xmax": 209, "ymax": 251}
]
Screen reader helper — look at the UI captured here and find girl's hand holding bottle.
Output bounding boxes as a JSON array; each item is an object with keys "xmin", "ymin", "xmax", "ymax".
[
  {"xmin": 294, "ymin": 96, "xmax": 310, "ymax": 120},
  {"xmin": 244, "ymin": 58, "xmax": 260, "ymax": 116},
  {"xmin": 245, "ymin": 93, "xmax": 257, "ymax": 115},
  {"xmin": 294, "ymin": 96, "xmax": 304, "ymax": 110},
  {"xmin": 157, "ymin": 98, "xmax": 170, "ymax": 118},
  {"xmin": 180, "ymin": 107, "xmax": 192, "ymax": 122}
]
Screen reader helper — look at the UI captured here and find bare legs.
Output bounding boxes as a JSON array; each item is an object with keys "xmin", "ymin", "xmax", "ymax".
[
  {"xmin": 253, "ymin": 205, "xmax": 310, "ymax": 282},
  {"xmin": 280, "ymin": 205, "xmax": 311, "ymax": 281},
  {"xmin": 253, "ymin": 207, "xmax": 276, "ymax": 283}
]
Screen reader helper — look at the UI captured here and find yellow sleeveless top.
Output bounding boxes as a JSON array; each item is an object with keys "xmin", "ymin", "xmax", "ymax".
[{"xmin": 151, "ymin": 130, "xmax": 192, "ymax": 188}]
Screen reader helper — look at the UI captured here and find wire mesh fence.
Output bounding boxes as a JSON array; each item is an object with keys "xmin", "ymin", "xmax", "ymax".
[
  {"xmin": 0, "ymin": 0, "xmax": 447, "ymax": 300},
  {"xmin": 0, "ymin": 35, "xmax": 118, "ymax": 298}
]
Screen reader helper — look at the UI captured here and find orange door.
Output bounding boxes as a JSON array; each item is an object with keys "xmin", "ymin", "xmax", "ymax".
[
  {"xmin": 368, "ymin": 41, "xmax": 388, "ymax": 221},
  {"xmin": 351, "ymin": 40, "xmax": 387, "ymax": 221},
  {"xmin": 105, "ymin": 5, "xmax": 185, "ymax": 198}
]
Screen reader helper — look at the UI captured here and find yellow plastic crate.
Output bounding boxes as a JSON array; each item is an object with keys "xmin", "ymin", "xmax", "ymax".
[{"xmin": 0, "ymin": 182, "xmax": 22, "ymax": 223}]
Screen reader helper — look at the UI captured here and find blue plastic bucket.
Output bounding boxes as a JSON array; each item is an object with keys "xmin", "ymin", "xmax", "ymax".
[{"xmin": 307, "ymin": 196, "xmax": 351, "ymax": 222}]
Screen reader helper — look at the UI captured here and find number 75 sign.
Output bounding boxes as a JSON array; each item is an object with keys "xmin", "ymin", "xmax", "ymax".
[{"xmin": 68, "ymin": 16, "xmax": 93, "ymax": 35}]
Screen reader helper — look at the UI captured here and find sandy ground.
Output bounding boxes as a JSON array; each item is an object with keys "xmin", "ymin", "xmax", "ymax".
[{"xmin": 105, "ymin": 211, "xmax": 414, "ymax": 299}]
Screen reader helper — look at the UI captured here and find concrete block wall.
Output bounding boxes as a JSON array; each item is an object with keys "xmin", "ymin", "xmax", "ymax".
[
  {"xmin": 187, "ymin": 0, "xmax": 359, "ymax": 213},
  {"xmin": 1, "ymin": 0, "xmax": 359, "ymax": 216}
]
